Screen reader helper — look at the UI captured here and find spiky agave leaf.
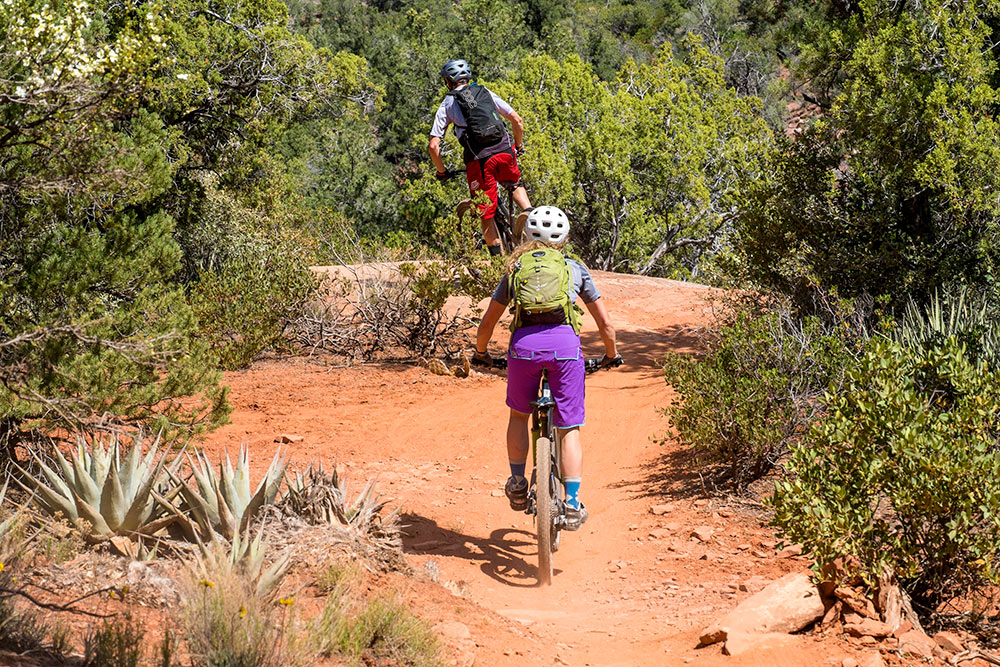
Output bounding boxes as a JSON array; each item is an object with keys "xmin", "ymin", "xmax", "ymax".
[
  {"xmin": 165, "ymin": 446, "xmax": 287, "ymax": 541},
  {"xmin": 194, "ymin": 525, "xmax": 292, "ymax": 599},
  {"xmin": 15, "ymin": 433, "xmax": 176, "ymax": 541}
]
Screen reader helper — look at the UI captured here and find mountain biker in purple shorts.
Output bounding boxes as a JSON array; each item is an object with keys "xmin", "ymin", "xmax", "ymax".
[{"xmin": 472, "ymin": 206, "xmax": 621, "ymax": 530}]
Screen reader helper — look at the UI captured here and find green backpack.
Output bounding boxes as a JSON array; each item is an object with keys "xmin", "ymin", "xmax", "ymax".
[{"xmin": 508, "ymin": 248, "xmax": 582, "ymax": 334}]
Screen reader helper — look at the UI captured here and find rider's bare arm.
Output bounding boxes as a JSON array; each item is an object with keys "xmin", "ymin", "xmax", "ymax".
[
  {"xmin": 506, "ymin": 111, "xmax": 525, "ymax": 149},
  {"xmin": 476, "ymin": 298, "xmax": 506, "ymax": 353},
  {"xmin": 585, "ymin": 298, "xmax": 617, "ymax": 358},
  {"xmin": 428, "ymin": 136, "xmax": 446, "ymax": 174}
]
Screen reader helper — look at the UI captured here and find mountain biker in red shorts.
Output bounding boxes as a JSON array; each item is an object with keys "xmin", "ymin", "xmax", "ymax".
[
  {"xmin": 472, "ymin": 206, "xmax": 622, "ymax": 529},
  {"xmin": 428, "ymin": 58, "xmax": 532, "ymax": 256}
]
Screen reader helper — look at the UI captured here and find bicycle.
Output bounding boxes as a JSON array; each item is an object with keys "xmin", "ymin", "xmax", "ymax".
[
  {"xmin": 481, "ymin": 353, "xmax": 624, "ymax": 585},
  {"xmin": 442, "ymin": 168, "xmax": 521, "ymax": 255}
]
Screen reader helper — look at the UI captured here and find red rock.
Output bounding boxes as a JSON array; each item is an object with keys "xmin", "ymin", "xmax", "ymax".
[
  {"xmin": 722, "ymin": 632, "xmax": 805, "ymax": 656},
  {"xmin": 933, "ymin": 631, "xmax": 964, "ymax": 653},
  {"xmin": 276, "ymin": 433, "xmax": 304, "ymax": 443},
  {"xmin": 897, "ymin": 630, "xmax": 936, "ymax": 659},
  {"xmin": 691, "ymin": 526, "xmax": 714, "ymax": 542},
  {"xmin": 698, "ymin": 572, "xmax": 825, "ymax": 646},
  {"xmin": 648, "ymin": 528, "xmax": 671, "ymax": 540},
  {"xmin": 891, "ymin": 620, "xmax": 913, "ymax": 639},
  {"xmin": 841, "ymin": 659, "xmax": 858, "ymax": 667},
  {"xmin": 858, "ymin": 654, "xmax": 885, "ymax": 667},
  {"xmin": 778, "ymin": 543, "xmax": 804, "ymax": 558},
  {"xmin": 649, "ymin": 503, "xmax": 673, "ymax": 515},
  {"xmin": 843, "ymin": 619, "xmax": 891, "ymax": 638}
]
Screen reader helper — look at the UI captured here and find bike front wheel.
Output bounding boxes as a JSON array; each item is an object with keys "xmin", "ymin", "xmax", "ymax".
[{"xmin": 535, "ymin": 436, "xmax": 554, "ymax": 585}]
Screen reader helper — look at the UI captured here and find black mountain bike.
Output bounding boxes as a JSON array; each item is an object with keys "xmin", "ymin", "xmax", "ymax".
[
  {"xmin": 530, "ymin": 357, "xmax": 622, "ymax": 585},
  {"xmin": 485, "ymin": 354, "xmax": 624, "ymax": 585},
  {"xmin": 443, "ymin": 168, "xmax": 519, "ymax": 254}
]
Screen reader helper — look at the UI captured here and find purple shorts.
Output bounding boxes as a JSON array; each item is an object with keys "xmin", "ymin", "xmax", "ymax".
[{"xmin": 506, "ymin": 324, "xmax": 585, "ymax": 428}]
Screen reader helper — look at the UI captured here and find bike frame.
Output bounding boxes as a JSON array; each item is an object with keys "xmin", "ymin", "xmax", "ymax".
[{"xmin": 528, "ymin": 370, "xmax": 563, "ymax": 523}]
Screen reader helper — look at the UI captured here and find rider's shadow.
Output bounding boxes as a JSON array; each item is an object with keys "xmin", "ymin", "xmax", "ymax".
[{"xmin": 399, "ymin": 513, "xmax": 561, "ymax": 588}]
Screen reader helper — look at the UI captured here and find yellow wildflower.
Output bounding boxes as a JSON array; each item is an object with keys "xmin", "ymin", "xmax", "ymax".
[
  {"xmin": 239, "ymin": 606, "xmax": 247, "ymax": 618},
  {"xmin": 199, "ymin": 579, "xmax": 215, "ymax": 588},
  {"xmin": 278, "ymin": 597, "xmax": 294, "ymax": 607}
]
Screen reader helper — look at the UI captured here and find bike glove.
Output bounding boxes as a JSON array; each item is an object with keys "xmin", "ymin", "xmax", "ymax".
[
  {"xmin": 435, "ymin": 171, "xmax": 449, "ymax": 182},
  {"xmin": 471, "ymin": 350, "xmax": 492, "ymax": 367},
  {"xmin": 514, "ymin": 144, "xmax": 525, "ymax": 157}
]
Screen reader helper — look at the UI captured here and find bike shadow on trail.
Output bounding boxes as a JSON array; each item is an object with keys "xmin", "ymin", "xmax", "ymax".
[{"xmin": 399, "ymin": 513, "xmax": 559, "ymax": 588}]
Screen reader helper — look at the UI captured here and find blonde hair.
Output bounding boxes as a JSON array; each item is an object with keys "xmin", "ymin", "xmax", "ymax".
[{"xmin": 505, "ymin": 239, "xmax": 567, "ymax": 273}]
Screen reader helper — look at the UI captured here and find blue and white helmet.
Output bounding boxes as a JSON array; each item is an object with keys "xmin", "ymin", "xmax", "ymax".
[
  {"xmin": 440, "ymin": 59, "xmax": 472, "ymax": 85},
  {"xmin": 525, "ymin": 206, "xmax": 570, "ymax": 244}
]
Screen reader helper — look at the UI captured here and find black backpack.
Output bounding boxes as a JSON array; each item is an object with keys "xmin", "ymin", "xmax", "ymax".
[{"xmin": 447, "ymin": 84, "xmax": 507, "ymax": 154}]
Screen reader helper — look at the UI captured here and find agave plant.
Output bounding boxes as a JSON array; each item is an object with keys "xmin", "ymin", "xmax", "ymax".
[
  {"xmin": 897, "ymin": 287, "xmax": 1000, "ymax": 369},
  {"xmin": 163, "ymin": 445, "xmax": 287, "ymax": 542},
  {"xmin": 14, "ymin": 434, "xmax": 177, "ymax": 542},
  {"xmin": 194, "ymin": 525, "xmax": 292, "ymax": 598},
  {"xmin": 282, "ymin": 464, "xmax": 399, "ymax": 545}
]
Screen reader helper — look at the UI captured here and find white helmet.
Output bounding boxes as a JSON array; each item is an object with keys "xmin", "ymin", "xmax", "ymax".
[{"xmin": 525, "ymin": 206, "xmax": 570, "ymax": 244}]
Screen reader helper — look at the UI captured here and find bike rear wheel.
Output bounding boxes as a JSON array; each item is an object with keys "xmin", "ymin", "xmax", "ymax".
[
  {"xmin": 494, "ymin": 192, "xmax": 515, "ymax": 254},
  {"xmin": 535, "ymin": 436, "xmax": 554, "ymax": 585}
]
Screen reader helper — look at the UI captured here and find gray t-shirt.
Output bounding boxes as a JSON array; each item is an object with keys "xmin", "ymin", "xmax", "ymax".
[{"xmin": 492, "ymin": 258, "xmax": 601, "ymax": 326}]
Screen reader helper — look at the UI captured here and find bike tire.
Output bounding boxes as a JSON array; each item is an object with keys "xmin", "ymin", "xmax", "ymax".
[
  {"xmin": 495, "ymin": 194, "xmax": 515, "ymax": 255},
  {"xmin": 535, "ymin": 436, "xmax": 554, "ymax": 585},
  {"xmin": 552, "ymin": 428, "xmax": 563, "ymax": 553}
]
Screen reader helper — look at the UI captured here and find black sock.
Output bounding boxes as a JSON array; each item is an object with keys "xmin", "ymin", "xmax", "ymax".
[{"xmin": 488, "ymin": 244, "xmax": 502, "ymax": 256}]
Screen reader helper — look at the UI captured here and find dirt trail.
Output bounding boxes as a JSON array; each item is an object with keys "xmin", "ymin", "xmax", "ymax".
[{"xmin": 201, "ymin": 272, "xmax": 856, "ymax": 666}]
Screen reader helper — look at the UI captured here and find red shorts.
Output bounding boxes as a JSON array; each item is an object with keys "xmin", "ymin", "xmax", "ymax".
[{"xmin": 465, "ymin": 151, "xmax": 521, "ymax": 220}]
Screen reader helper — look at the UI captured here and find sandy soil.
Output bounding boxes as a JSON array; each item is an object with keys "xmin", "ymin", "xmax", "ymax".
[{"xmin": 198, "ymin": 271, "xmax": 871, "ymax": 666}]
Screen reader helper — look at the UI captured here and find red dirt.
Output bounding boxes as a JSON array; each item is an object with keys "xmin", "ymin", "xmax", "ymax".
[{"xmin": 198, "ymin": 271, "xmax": 873, "ymax": 666}]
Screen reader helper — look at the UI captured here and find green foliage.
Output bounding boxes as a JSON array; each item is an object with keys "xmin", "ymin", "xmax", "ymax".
[
  {"xmin": 84, "ymin": 613, "xmax": 145, "ymax": 667},
  {"xmin": 895, "ymin": 287, "xmax": 1000, "ymax": 371},
  {"xmin": 316, "ymin": 594, "xmax": 441, "ymax": 667},
  {"xmin": 663, "ymin": 298, "xmax": 863, "ymax": 487},
  {"xmin": 180, "ymin": 553, "xmax": 311, "ymax": 667},
  {"xmin": 1, "ymin": 0, "xmax": 377, "ymax": 444},
  {"xmin": 737, "ymin": 0, "xmax": 1000, "ymax": 308},
  {"xmin": 490, "ymin": 39, "xmax": 774, "ymax": 279},
  {"xmin": 773, "ymin": 337, "xmax": 1000, "ymax": 612}
]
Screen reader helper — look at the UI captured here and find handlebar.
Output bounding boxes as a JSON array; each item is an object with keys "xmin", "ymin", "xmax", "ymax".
[{"xmin": 472, "ymin": 353, "xmax": 624, "ymax": 373}]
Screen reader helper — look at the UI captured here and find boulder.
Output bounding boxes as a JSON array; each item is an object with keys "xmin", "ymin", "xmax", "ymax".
[
  {"xmin": 933, "ymin": 631, "xmax": 964, "ymax": 654},
  {"xmin": 276, "ymin": 433, "xmax": 304, "ymax": 443},
  {"xmin": 722, "ymin": 632, "xmax": 805, "ymax": 656},
  {"xmin": 858, "ymin": 654, "xmax": 885, "ymax": 667},
  {"xmin": 897, "ymin": 630, "xmax": 936, "ymax": 660},
  {"xmin": 698, "ymin": 572, "xmax": 825, "ymax": 646},
  {"xmin": 843, "ymin": 619, "xmax": 891, "ymax": 638},
  {"xmin": 691, "ymin": 526, "xmax": 714, "ymax": 542}
]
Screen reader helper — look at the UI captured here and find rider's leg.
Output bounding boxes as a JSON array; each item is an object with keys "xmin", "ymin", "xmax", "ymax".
[
  {"xmin": 482, "ymin": 217, "xmax": 501, "ymax": 254},
  {"xmin": 513, "ymin": 185, "xmax": 531, "ymax": 211},
  {"xmin": 558, "ymin": 426, "xmax": 582, "ymax": 509},
  {"xmin": 506, "ymin": 409, "xmax": 530, "ymax": 472},
  {"xmin": 477, "ymin": 157, "xmax": 502, "ymax": 254},
  {"xmin": 504, "ymin": 409, "xmax": 531, "ymax": 510}
]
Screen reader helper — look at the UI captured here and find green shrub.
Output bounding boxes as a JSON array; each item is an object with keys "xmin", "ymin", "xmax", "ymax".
[
  {"xmin": 317, "ymin": 594, "xmax": 440, "ymax": 667},
  {"xmin": 772, "ymin": 337, "xmax": 1000, "ymax": 614},
  {"xmin": 84, "ymin": 613, "xmax": 145, "ymax": 667},
  {"xmin": 190, "ymin": 239, "xmax": 318, "ymax": 370},
  {"xmin": 663, "ymin": 300, "xmax": 862, "ymax": 488}
]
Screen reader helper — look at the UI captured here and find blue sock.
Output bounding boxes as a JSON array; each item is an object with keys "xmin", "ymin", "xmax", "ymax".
[
  {"xmin": 509, "ymin": 461, "xmax": 526, "ymax": 481},
  {"xmin": 564, "ymin": 478, "xmax": 581, "ymax": 509}
]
